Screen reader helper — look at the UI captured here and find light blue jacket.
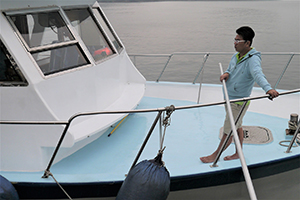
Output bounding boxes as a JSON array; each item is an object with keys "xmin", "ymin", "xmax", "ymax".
[{"xmin": 224, "ymin": 48, "xmax": 272, "ymax": 100}]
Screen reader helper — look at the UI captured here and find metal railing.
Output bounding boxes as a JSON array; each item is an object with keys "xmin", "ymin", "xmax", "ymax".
[
  {"xmin": 1, "ymin": 88, "xmax": 299, "ymax": 177},
  {"xmin": 1, "ymin": 89, "xmax": 299, "ymax": 200},
  {"xmin": 130, "ymin": 52, "xmax": 232, "ymax": 83},
  {"xmin": 130, "ymin": 52, "xmax": 299, "ymax": 83},
  {"xmin": 129, "ymin": 52, "xmax": 299, "ymax": 103}
]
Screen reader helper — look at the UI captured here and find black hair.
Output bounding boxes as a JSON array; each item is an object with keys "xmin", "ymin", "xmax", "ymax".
[{"xmin": 236, "ymin": 26, "xmax": 255, "ymax": 46}]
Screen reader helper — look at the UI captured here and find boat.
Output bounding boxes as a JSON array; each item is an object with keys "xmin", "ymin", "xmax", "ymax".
[{"xmin": 0, "ymin": 0, "xmax": 299, "ymax": 199}]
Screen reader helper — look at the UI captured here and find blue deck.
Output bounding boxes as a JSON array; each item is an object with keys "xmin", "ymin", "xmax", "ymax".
[{"xmin": 2, "ymin": 96, "xmax": 299, "ymax": 184}]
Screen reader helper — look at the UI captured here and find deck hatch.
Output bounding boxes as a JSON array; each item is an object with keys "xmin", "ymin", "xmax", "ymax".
[{"xmin": 219, "ymin": 126, "xmax": 273, "ymax": 144}]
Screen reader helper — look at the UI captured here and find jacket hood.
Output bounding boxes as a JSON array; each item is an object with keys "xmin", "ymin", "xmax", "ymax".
[
  {"xmin": 234, "ymin": 48, "xmax": 261, "ymax": 64},
  {"xmin": 245, "ymin": 48, "xmax": 261, "ymax": 59}
]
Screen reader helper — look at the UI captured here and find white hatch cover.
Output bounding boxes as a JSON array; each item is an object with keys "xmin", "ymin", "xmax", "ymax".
[{"xmin": 219, "ymin": 126, "xmax": 273, "ymax": 144}]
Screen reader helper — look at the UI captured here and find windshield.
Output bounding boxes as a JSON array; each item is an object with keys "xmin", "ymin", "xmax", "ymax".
[
  {"xmin": 10, "ymin": 11, "xmax": 74, "ymax": 48},
  {"xmin": 6, "ymin": 6, "xmax": 122, "ymax": 76},
  {"xmin": 64, "ymin": 8, "xmax": 112, "ymax": 62}
]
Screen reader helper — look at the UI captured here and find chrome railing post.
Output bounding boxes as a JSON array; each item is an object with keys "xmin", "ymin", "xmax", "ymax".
[
  {"xmin": 274, "ymin": 53, "xmax": 294, "ymax": 89},
  {"xmin": 42, "ymin": 122, "xmax": 71, "ymax": 178},
  {"xmin": 211, "ymin": 100, "xmax": 248, "ymax": 167},
  {"xmin": 193, "ymin": 53, "xmax": 209, "ymax": 84},
  {"xmin": 195, "ymin": 53, "xmax": 210, "ymax": 104},
  {"xmin": 156, "ymin": 54, "xmax": 173, "ymax": 82},
  {"xmin": 129, "ymin": 110, "xmax": 163, "ymax": 171}
]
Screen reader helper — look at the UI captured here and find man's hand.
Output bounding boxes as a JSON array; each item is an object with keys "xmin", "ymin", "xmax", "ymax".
[
  {"xmin": 267, "ymin": 89, "xmax": 279, "ymax": 100},
  {"xmin": 220, "ymin": 73, "xmax": 229, "ymax": 82}
]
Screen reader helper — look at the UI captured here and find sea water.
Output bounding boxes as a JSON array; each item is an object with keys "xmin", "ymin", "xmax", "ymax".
[{"xmin": 100, "ymin": 1, "xmax": 299, "ymax": 89}]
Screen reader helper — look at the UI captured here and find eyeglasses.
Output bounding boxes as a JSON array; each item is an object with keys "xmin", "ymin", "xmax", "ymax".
[{"xmin": 234, "ymin": 39, "xmax": 246, "ymax": 44}]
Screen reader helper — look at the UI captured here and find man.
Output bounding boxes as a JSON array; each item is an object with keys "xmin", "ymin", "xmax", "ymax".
[{"xmin": 200, "ymin": 26, "xmax": 279, "ymax": 163}]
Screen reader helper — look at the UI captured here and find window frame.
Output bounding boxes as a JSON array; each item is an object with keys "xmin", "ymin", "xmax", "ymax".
[
  {"xmin": 4, "ymin": 4, "xmax": 121, "ymax": 77},
  {"xmin": 92, "ymin": 5, "xmax": 124, "ymax": 54},
  {"xmin": 62, "ymin": 5, "xmax": 116, "ymax": 63},
  {"xmin": 0, "ymin": 39, "xmax": 28, "ymax": 86},
  {"xmin": 5, "ymin": 7, "xmax": 93, "ymax": 77}
]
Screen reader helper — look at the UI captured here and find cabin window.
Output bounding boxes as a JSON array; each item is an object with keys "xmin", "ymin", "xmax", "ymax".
[
  {"xmin": 6, "ymin": 9, "xmax": 90, "ymax": 76},
  {"xmin": 9, "ymin": 11, "xmax": 74, "ymax": 48},
  {"xmin": 0, "ymin": 40, "xmax": 28, "ymax": 86},
  {"xmin": 92, "ymin": 8, "xmax": 123, "ymax": 53},
  {"xmin": 5, "ymin": 5, "xmax": 120, "ymax": 76},
  {"xmin": 32, "ymin": 45, "xmax": 88, "ymax": 75},
  {"xmin": 64, "ymin": 8, "xmax": 114, "ymax": 62}
]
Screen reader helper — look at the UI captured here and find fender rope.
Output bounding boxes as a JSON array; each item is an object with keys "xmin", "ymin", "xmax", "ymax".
[
  {"xmin": 44, "ymin": 171, "xmax": 72, "ymax": 200},
  {"xmin": 159, "ymin": 105, "xmax": 175, "ymax": 158}
]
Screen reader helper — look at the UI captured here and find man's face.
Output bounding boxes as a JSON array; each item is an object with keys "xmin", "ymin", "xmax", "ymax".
[{"xmin": 234, "ymin": 34, "xmax": 248, "ymax": 53}]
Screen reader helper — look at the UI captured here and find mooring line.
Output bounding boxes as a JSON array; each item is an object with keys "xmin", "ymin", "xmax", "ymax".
[{"xmin": 44, "ymin": 171, "xmax": 72, "ymax": 200}]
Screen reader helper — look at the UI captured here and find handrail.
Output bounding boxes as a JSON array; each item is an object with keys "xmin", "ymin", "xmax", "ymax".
[
  {"xmin": 129, "ymin": 110, "xmax": 163, "ymax": 171},
  {"xmin": 130, "ymin": 52, "xmax": 300, "ymax": 80},
  {"xmin": 129, "ymin": 52, "xmax": 299, "ymax": 103},
  {"xmin": 196, "ymin": 53, "xmax": 210, "ymax": 104},
  {"xmin": 1, "ymin": 88, "xmax": 299, "ymax": 178},
  {"xmin": 274, "ymin": 53, "xmax": 295, "ymax": 89},
  {"xmin": 156, "ymin": 55, "xmax": 172, "ymax": 82},
  {"xmin": 1, "ymin": 88, "xmax": 299, "ymax": 125},
  {"xmin": 130, "ymin": 52, "xmax": 234, "ymax": 83},
  {"xmin": 193, "ymin": 53, "xmax": 210, "ymax": 84},
  {"xmin": 1, "ymin": 88, "xmax": 299, "ymax": 179},
  {"xmin": 0, "ymin": 121, "xmax": 68, "ymax": 125}
]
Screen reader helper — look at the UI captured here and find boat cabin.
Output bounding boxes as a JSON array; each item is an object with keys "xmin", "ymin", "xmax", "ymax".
[{"xmin": 0, "ymin": 0, "xmax": 145, "ymax": 171}]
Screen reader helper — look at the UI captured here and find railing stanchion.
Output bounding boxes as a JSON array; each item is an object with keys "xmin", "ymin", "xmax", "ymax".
[
  {"xmin": 211, "ymin": 100, "xmax": 247, "ymax": 167},
  {"xmin": 274, "ymin": 53, "xmax": 294, "ymax": 89},
  {"xmin": 42, "ymin": 120, "xmax": 74, "ymax": 178},
  {"xmin": 193, "ymin": 53, "xmax": 209, "ymax": 84},
  {"xmin": 129, "ymin": 110, "xmax": 163, "ymax": 171},
  {"xmin": 285, "ymin": 118, "xmax": 300, "ymax": 153},
  {"xmin": 156, "ymin": 54, "xmax": 173, "ymax": 82},
  {"xmin": 196, "ymin": 53, "xmax": 209, "ymax": 104}
]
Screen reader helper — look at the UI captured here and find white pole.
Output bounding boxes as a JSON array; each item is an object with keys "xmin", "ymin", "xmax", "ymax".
[{"xmin": 219, "ymin": 63, "xmax": 257, "ymax": 200}]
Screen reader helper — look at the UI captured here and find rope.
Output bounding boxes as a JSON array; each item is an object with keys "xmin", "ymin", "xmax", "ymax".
[
  {"xmin": 280, "ymin": 119, "xmax": 300, "ymax": 148},
  {"xmin": 160, "ymin": 126, "xmax": 167, "ymax": 153},
  {"xmin": 289, "ymin": 120, "xmax": 298, "ymax": 131},
  {"xmin": 159, "ymin": 105, "xmax": 175, "ymax": 155},
  {"xmin": 279, "ymin": 140, "xmax": 299, "ymax": 147},
  {"xmin": 44, "ymin": 171, "xmax": 73, "ymax": 200}
]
